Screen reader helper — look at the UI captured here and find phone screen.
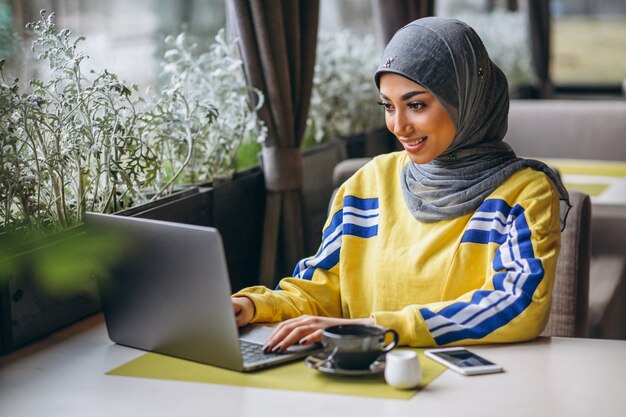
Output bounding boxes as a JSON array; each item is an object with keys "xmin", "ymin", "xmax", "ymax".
[{"xmin": 431, "ymin": 349, "xmax": 495, "ymax": 368}]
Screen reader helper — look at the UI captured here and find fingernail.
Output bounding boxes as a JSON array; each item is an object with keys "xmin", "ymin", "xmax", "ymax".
[{"xmin": 271, "ymin": 345, "xmax": 281, "ymax": 353}]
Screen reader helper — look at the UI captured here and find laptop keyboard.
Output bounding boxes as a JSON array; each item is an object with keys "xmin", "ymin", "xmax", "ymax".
[{"xmin": 240, "ymin": 339, "xmax": 281, "ymax": 363}]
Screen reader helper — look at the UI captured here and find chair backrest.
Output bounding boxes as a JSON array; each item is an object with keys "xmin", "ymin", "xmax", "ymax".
[
  {"xmin": 542, "ymin": 190, "xmax": 591, "ymax": 338},
  {"xmin": 506, "ymin": 100, "xmax": 626, "ymax": 161},
  {"xmin": 331, "ymin": 161, "xmax": 591, "ymax": 338}
]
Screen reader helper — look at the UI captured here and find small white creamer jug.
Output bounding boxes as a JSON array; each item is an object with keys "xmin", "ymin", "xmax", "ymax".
[{"xmin": 384, "ymin": 350, "xmax": 422, "ymax": 389}]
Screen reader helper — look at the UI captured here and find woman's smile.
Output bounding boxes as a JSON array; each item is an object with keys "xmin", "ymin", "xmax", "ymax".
[{"xmin": 399, "ymin": 136, "xmax": 428, "ymax": 152}]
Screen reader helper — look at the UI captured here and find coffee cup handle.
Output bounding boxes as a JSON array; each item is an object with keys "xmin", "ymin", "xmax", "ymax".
[{"xmin": 382, "ymin": 329, "xmax": 399, "ymax": 353}]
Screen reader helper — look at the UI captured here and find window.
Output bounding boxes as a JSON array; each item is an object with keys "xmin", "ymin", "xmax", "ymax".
[
  {"xmin": 551, "ymin": 0, "xmax": 626, "ymax": 88},
  {"xmin": 4, "ymin": 0, "xmax": 226, "ymax": 92}
]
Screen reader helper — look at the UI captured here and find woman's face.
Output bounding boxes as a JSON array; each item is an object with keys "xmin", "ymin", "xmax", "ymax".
[{"xmin": 378, "ymin": 73, "xmax": 457, "ymax": 164}]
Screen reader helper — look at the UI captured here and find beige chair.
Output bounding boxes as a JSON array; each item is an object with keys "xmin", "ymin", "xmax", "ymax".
[
  {"xmin": 542, "ymin": 190, "xmax": 591, "ymax": 337},
  {"xmin": 330, "ymin": 160, "xmax": 591, "ymax": 338}
]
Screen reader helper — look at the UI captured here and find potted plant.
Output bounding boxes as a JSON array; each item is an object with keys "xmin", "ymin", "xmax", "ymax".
[{"xmin": 0, "ymin": 11, "xmax": 267, "ymax": 352}]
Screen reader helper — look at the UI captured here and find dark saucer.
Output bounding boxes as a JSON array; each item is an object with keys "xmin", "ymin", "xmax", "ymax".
[{"xmin": 305, "ymin": 351, "xmax": 385, "ymax": 376}]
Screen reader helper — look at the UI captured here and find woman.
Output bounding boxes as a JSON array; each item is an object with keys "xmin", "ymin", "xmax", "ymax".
[{"xmin": 232, "ymin": 17, "xmax": 570, "ymax": 353}]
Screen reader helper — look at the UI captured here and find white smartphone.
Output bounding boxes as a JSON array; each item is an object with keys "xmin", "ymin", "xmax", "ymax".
[{"xmin": 425, "ymin": 347, "xmax": 503, "ymax": 376}]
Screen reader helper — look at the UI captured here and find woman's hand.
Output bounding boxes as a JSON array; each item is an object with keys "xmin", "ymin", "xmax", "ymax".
[
  {"xmin": 263, "ymin": 315, "xmax": 375, "ymax": 353},
  {"xmin": 232, "ymin": 296, "xmax": 255, "ymax": 327}
]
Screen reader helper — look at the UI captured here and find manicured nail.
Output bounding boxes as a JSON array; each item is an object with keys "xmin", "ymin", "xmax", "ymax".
[{"xmin": 271, "ymin": 345, "xmax": 281, "ymax": 353}]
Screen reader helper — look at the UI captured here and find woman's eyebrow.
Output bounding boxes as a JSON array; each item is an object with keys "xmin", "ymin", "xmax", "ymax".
[{"xmin": 379, "ymin": 90, "xmax": 429, "ymax": 101}]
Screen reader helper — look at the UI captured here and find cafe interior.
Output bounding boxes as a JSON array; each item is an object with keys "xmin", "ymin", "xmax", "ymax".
[{"xmin": 0, "ymin": 0, "xmax": 625, "ymax": 416}]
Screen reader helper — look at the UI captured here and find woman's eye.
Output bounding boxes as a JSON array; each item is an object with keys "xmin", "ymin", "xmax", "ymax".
[
  {"xmin": 376, "ymin": 101, "xmax": 394, "ymax": 112},
  {"xmin": 408, "ymin": 102, "xmax": 425, "ymax": 111}
]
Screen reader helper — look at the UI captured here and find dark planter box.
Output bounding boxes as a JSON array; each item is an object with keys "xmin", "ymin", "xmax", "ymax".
[
  {"xmin": 0, "ymin": 168, "xmax": 266, "ymax": 354},
  {"xmin": 365, "ymin": 127, "xmax": 401, "ymax": 156},
  {"xmin": 0, "ymin": 227, "xmax": 100, "ymax": 354},
  {"xmin": 339, "ymin": 127, "xmax": 398, "ymax": 159},
  {"xmin": 117, "ymin": 186, "xmax": 211, "ymax": 225},
  {"xmin": 339, "ymin": 132, "xmax": 367, "ymax": 159},
  {"xmin": 209, "ymin": 167, "xmax": 265, "ymax": 292}
]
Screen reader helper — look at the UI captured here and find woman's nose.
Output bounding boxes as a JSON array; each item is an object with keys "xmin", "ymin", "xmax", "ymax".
[{"xmin": 391, "ymin": 111, "xmax": 413, "ymax": 137}]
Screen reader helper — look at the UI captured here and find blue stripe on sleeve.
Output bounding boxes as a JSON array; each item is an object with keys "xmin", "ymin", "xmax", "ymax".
[
  {"xmin": 322, "ymin": 209, "xmax": 344, "ymax": 241},
  {"xmin": 461, "ymin": 198, "xmax": 513, "ymax": 245},
  {"xmin": 277, "ymin": 195, "xmax": 379, "ymax": 290},
  {"xmin": 461, "ymin": 229, "xmax": 507, "ymax": 245},
  {"xmin": 343, "ymin": 224, "xmax": 378, "ymax": 238},
  {"xmin": 479, "ymin": 198, "xmax": 513, "ymax": 215},
  {"xmin": 422, "ymin": 201, "xmax": 545, "ymax": 345},
  {"xmin": 343, "ymin": 195, "xmax": 379, "ymax": 210}
]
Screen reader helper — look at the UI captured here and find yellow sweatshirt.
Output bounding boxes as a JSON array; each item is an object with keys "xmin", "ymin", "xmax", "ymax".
[{"xmin": 235, "ymin": 152, "xmax": 561, "ymax": 347}]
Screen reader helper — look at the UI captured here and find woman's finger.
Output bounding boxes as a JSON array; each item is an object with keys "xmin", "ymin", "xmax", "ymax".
[
  {"xmin": 268, "ymin": 324, "xmax": 322, "ymax": 353},
  {"xmin": 265, "ymin": 316, "xmax": 315, "ymax": 343},
  {"xmin": 299, "ymin": 328, "xmax": 324, "ymax": 345},
  {"xmin": 264, "ymin": 316, "xmax": 323, "ymax": 352}
]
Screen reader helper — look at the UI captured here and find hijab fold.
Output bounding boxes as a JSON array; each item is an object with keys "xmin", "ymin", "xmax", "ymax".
[{"xmin": 374, "ymin": 17, "xmax": 570, "ymax": 229}]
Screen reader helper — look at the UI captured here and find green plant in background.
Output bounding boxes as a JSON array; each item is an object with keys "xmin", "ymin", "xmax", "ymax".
[
  {"xmin": 0, "ymin": 11, "xmax": 159, "ymax": 238},
  {"xmin": 0, "ymin": 11, "xmax": 267, "ymax": 239},
  {"xmin": 152, "ymin": 29, "xmax": 266, "ymax": 184},
  {"xmin": 138, "ymin": 57, "xmax": 219, "ymax": 199},
  {"xmin": 303, "ymin": 30, "xmax": 384, "ymax": 147}
]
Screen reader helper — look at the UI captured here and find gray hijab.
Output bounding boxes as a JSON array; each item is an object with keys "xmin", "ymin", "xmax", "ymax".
[{"xmin": 374, "ymin": 17, "xmax": 570, "ymax": 228}]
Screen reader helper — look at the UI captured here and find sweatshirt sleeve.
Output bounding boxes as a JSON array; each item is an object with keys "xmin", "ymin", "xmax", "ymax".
[
  {"xmin": 372, "ymin": 177, "xmax": 562, "ymax": 347},
  {"xmin": 232, "ymin": 186, "xmax": 348, "ymax": 324}
]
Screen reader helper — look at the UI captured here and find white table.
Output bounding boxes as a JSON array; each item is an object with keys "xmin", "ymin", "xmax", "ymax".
[{"xmin": 1, "ymin": 314, "xmax": 625, "ymax": 417}]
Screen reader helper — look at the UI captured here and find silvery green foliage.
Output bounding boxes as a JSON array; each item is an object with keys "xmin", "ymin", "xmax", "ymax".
[
  {"xmin": 457, "ymin": 11, "xmax": 532, "ymax": 89},
  {"xmin": 0, "ymin": 11, "xmax": 267, "ymax": 236},
  {"xmin": 149, "ymin": 29, "xmax": 266, "ymax": 186},
  {"xmin": 305, "ymin": 30, "xmax": 383, "ymax": 144},
  {"xmin": 0, "ymin": 11, "xmax": 158, "ymax": 235}
]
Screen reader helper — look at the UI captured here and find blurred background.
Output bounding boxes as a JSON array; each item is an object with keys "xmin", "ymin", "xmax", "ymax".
[{"xmin": 2, "ymin": 0, "xmax": 624, "ymax": 98}]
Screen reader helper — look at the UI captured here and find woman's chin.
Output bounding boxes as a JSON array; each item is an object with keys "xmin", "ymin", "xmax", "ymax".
[{"xmin": 405, "ymin": 150, "xmax": 434, "ymax": 165}]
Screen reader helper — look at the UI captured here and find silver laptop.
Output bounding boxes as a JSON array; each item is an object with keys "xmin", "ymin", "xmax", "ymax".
[{"xmin": 85, "ymin": 212, "xmax": 317, "ymax": 372}]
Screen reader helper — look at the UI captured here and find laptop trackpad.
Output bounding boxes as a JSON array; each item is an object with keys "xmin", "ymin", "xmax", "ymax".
[{"xmin": 238, "ymin": 324, "xmax": 319, "ymax": 353}]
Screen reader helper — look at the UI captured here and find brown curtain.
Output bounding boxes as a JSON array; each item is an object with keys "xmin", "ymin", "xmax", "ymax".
[
  {"xmin": 371, "ymin": 0, "xmax": 435, "ymax": 45},
  {"xmin": 526, "ymin": 0, "xmax": 553, "ymax": 98},
  {"xmin": 227, "ymin": 0, "xmax": 319, "ymax": 286}
]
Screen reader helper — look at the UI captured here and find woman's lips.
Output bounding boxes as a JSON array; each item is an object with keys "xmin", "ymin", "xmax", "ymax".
[{"xmin": 401, "ymin": 136, "xmax": 427, "ymax": 152}]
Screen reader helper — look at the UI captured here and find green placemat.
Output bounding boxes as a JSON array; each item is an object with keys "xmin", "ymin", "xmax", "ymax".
[{"xmin": 108, "ymin": 349, "xmax": 446, "ymax": 400}]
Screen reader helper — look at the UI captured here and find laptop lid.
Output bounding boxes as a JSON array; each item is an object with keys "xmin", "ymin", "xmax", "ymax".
[{"xmin": 85, "ymin": 212, "xmax": 313, "ymax": 372}]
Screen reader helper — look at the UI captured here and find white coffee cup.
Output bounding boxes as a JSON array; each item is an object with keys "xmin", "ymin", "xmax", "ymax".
[{"xmin": 384, "ymin": 350, "xmax": 422, "ymax": 389}]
